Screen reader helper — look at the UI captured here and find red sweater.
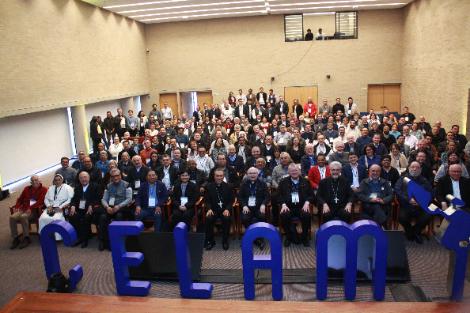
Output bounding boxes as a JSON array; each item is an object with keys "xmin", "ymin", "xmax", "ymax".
[
  {"xmin": 15, "ymin": 185, "xmax": 47, "ymax": 212},
  {"xmin": 308, "ymin": 165, "xmax": 331, "ymax": 189}
]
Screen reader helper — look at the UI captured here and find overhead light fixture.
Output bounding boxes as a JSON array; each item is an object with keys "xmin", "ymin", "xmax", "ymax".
[
  {"xmin": 140, "ymin": 9, "xmax": 267, "ymax": 22},
  {"xmin": 269, "ymin": 2, "xmax": 406, "ymax": 13},
  {"xmin": 130, "ymin": 5, "xmax": 266, "ymax": 18},
  {"xmin": 104, "ymin": 0, "xmax": 189, "ymax": 9},
  {"xmin": 117, "ymin": 0, "xmax": 265, "ymax": 14},
  {"xmin": 270, "ymin": 0, "xmax": 379, "ymax": 7}
]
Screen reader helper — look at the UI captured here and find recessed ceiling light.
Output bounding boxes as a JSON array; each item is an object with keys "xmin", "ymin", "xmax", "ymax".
[
  {"xmin": 130, "ymin": 5, "xmax": 266, "ymax": 18},
  {"xmin": 103, "ymin": 0, "xmax": 189, "ymax": 9},
  {"xmin": 140, "ymin": 9, "xmax": 267, "ymax": 22}
]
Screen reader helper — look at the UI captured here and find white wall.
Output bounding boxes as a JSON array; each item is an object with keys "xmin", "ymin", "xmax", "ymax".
[{"xmin": 0, "ymin": 109, "xmax": 73, "ymax": 185}]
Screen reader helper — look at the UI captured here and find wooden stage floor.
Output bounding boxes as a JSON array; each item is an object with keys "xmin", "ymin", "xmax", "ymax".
[{"xmin": 2, "ymin": 292, "xmax": 470, "ymax": 313}]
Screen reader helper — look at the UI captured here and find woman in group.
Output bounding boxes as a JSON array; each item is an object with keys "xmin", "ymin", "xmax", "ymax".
[
  {"xmin": 359, "ymin": 144, "xmax": 381, "ymax": 169},
  {"xmin": 287, "ymin": 136, "xmax": 303, "ymax": 164},
  {"xmin": 39, "ymin": 174, "xmax": 74, "ymax": 240},
  {"xmin": 210, "ymin": 137, "xmax": 227, "ymax": 162},
  {"xmin": 108, "ymin": 136, "xmax": 123, "ymax": 160},
  {"xmin": 147, "ymin": 151, "xmax": 160, "ymax": 171},
  {"xmin": 389, "ymin": 143, "xmax": 408, "ymax": 174},
  {"xmin": 410, "ymin": 122, "xmax": 424, "ymax": 140}
]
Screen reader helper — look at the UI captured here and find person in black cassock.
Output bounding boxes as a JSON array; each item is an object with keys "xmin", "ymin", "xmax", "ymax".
[
  {"xmin": 316, "ymin": 161, "xmax": 353, "ymax": 223},
  {"xmin": 204, "ymin": 168, "xmax": 234, "ymax": 250},
  {"xmin": 278, "ymin": 163, "xmax": 315, "ymax": 247}
]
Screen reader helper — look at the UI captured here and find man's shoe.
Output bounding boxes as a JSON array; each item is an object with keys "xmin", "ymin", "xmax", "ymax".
[
  {"xmin": 98, "ymin": 241, "xmax": 105, "ymax": 251},
  {"xmin": 204, "ymin": 240, "xmax": 215, "ymax": 251},
  {"xmin": 81, "ymin": 241, "xmax": 88, "ymax": 248},
  {"xmin": 302, "ymin": 238, "xmax": 310, "ymax": 247},
  {"xmin": 18, "ymin": 236, "xmax": 31, "ymax": 249},
  {"xmin": 10, "ymin": 237, "xmax": 20, "ymax": 250},
  {"xmin": 222, "ymin": 241, "xmax": 229, "ymax": 251},
  {"xmin": 283, "ymin": 238, "xmax": 291, "ymax": 247}
]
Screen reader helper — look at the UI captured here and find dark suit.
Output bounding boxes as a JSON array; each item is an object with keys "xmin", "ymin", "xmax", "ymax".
[
  {"xmin": 381, "ymin": 167, "xmax": 400, "ymax": 188},
  {"xmin": 436, "ymin": 176, "xmax": 470, "ymax": 210},
  {"xmin": 238, "ymin": 179, "xmax": 269, "ymax": 229},
  {"xmin": 208, "ymin": 166, "xmax": 240, "ymax": 188},
  {"xmin": 344, "ymin": 142, "xmax": 361, "ymax": 155},
  {"xmin": 126, "ymin": 166, "xmax": 150, "ymax": 194},
  {"xmin": 357, "ymin": 178, "xmax": 394, "ymax": 226},
  {"xmin": 171, "ymin": 181, "xmax": 199, "ymax": 229},
  {"xmin": 300, "ymin": 154, "xmax": 316, "ymax": 177},
  {"xmin": 69, "ymin": 183, "xmax": 103, "ymax": 243},
  {"xmin": 275, "ymin": 101, "xmax": 289, "ymax": 115},
  {"xmin": 317, "ymin": 176, "xmax": 353, "ymax": 222},
  {"xmin": 227, "ymin": 154, "xmax": 245, "ymax": 175},
  {"xmin": 395, "ymin": 174, "xmax": 433, "ymax": 238},
  {"xmin": 278, "ymin": 176, "xmax": 315, "ymax": 241},
  {"xmin": 135, "ymin": 181, "xmax": 169, "ymax": 231},
  {"xmin": 204, "ymin": 181, "xmax": 234, "ymax": 243},
  {"xmin": 341, "ymin": 163, "xmax": 367, "ymax": 189}
]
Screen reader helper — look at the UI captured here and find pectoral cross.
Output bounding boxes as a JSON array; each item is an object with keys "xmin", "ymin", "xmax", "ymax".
[
  {"xmin": 218, "ymin": 201, "xmax": 223, "ymax": 208},
  {"xmin": 334, "ymin": 197, "xmax": 339, "ymax": 204}
]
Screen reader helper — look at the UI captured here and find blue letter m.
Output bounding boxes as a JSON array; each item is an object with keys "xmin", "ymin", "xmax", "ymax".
[{"xmin": 316, "ymin": 220, "xmax": 387, "ymax": 301}]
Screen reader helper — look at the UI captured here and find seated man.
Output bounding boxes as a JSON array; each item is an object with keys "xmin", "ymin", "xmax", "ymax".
[
  {"xmin": 69, "ymin": 171, "xmax": 102, "ymax": 248},
  {"xmin": 204, "ymin": 168, "xmax": 234, "ymax": 251},
  {"xmin": 317, "ymin": 161, "xmax": 353, "ymax": 223},
  {"xmin": 208, "ymin": 153, "xmax": 240, "ymax": 189},
  {"xmin": 157, "ymin": 154, "xmax": 179, "ymax": 192},
  {"xmin": 126, "ymin": 155, "xmax": 150, "ymax": 196},
  {"xmin": 135, "ymin": 170, "xmax": 169, "ymax": 232},
  {"xmin": 341, "ymin": 152, "xmax": 367, "ymax": 193},
  {"xmin": 239, "ymin": 167, "xmax": 269, "ymax": 249},
  {"xmin": 357, "ymin": 164, "xmax": 394, "ymax": 227},
  {"xmin": 99, "ymin": 169, "xmax": 133, "ymax": 251},
  {"xmin": 9, "ymin": 175, "xmax": 47, "ymax": 249},
  {"xmin": 279, "ymin": 164, "xmax": 315, "ymax": 247},
  {"xmin": 170, "ymin": 169, "xmax": 199, "ymax": 229},
  {"xmin": 39, "ymin": 174, "xmax": 74, "ymax": 241},
  {"xmin": 394, "ymin": 161, "xmax": 432, "ymax": 244},
  {"xmin": 436, "ymin": 163, "xmax": 470, "ymax": 211}
]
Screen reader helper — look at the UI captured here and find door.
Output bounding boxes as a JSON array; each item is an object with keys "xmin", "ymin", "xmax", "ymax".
[
  {"xmin": 196, "ymin": 91, "xmax": 213, "ymax": 109},
  {"xmin": 367, "ymin": 84, "xmax": 401, "ymax": 113},
  {"xmin": 159, "ymin": 93, "xmax": 178, "ymax": 117},
  {"xmin": 284, "ymin": 86, "xmax": 318, "ymax": 111}
]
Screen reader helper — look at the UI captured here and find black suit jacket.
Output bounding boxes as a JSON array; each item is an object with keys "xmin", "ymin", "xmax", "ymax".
[
  {"xmin": 156, "ymin": 166, "xmax": 179, "ymax": 187},
  {"xmin": 275, "ymin": 102, "xmax": 289, "ymax": 115},
  {"xmin": 278, "ymin": 176, "xmax": 315, "ymax": 208},
  {"xmin": 208, "ymin": 166, "xmax": 240, "ymax": 188},
  {"xmin": 70, "ymin": 183, "xmax": 102, "ymax": 209},
  {"xmin": 436, "ymin": 176, "xmax": 470, "ymax": 208},
  {"xmin": 171, "ymin": 181, "xmax": 199, "ymax": 212},
  {"xmin": 126, "ymin": 166, "xmax": 150, "ymax": 190},
  {"xmin": 317, "ymin": 176, "xmax": 354, "ymax": 210},
  {"xmin": 227, "ymin": 154, "xmax": 245, "ymax": 175},
  {"xmin": 238, "ymin": 179, "xmax": 269, "ymax": 210},
  {"xmin": 205, "ymin": 181, "xmax": 234, "ymax": 213}
]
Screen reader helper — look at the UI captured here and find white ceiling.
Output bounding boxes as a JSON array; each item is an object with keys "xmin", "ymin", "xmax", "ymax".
[{"xmin": 82, "ymin": 0, "xmax": 414, "ymax": 24}]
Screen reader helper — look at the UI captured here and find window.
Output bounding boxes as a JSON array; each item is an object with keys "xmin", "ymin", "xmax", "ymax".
[
  {"xmin": 335, "ymin": 11, "xmax": 358, "ymax": 39},
  {"xmin": 284, "ymin": 14, "xmax": 304, "ymax": 42}
]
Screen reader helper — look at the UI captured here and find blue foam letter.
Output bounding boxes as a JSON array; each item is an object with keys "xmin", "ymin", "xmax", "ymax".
[
  {"xmin": 174, "ymin": 222, "xmax": 213, "ymax": 298},
  {"xmin": 242, "ymin": 222, "xmax": 283, "ymax": 300},
  {"xmin": 109, "ymin": 221, "xmax": 151, "ymax": 296},
  {"xmin": 40, "ymin": 220, "xmax": 83, "ymax": 291},
  {"xmin": 316, "ymin": 220, "xmax": 387, "ymax": 301}
]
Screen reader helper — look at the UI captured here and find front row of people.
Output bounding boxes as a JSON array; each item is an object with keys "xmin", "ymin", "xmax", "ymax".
[{"xmin": 9, "ymin": 161, "xmax": 469, "ymax": 250}]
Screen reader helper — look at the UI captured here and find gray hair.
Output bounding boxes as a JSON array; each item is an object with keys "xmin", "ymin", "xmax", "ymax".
[{"xmin": 329, "ymin": 161, "xmax": 342, "ymax": 170}]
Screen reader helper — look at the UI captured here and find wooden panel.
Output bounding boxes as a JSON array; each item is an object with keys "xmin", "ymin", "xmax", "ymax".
[
  {"xmin": 383, "ymin": 84, "xmax": 401, "ymax": 113},
  {"xmin": 159, "ymin": 93, "xmax": 178, "ymax": 118},
  {"xmin": 367, "ymin": 85, "xmax": 384, "ymax": 112},
  {"xmin": 4, "ymin": 292, "xmax": 470, "ymax": 313},
  {"xmin": 196, "ymin": 91, "xmax": 213, "ymax": 109},
  {"xmin": 284, "ymin": 86, "xmax": 318, "ymax": 111}
]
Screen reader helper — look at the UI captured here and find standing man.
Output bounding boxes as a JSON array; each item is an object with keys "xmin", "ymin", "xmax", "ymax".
[
  {"xmin": 171, "ymin": 169, "xmax": 199, "ymax": 229},
  {"xmin": 278, "ymin": 164, "xmax": 315, "ymax": 247},
  {"xmin": 303, "ymin": 97, "xmax": 317, "ymax": 119},
  {"xmin": 161, "ymin": 102, "xmax": 173, "ymax": 120}
]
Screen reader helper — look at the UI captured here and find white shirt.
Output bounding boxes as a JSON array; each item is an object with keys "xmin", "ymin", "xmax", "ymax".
[
  {"xmin": 319, "ymin": 166, "xmax": 326, "ymax": 179},
  {"xmin": 351, "ymin": 164, "xmax": 360, "ymax": 188},
  {"xmin": 162, "ymin": 107, "xmax": 173, "ymax": 119},
  {"xmin": 452, "ymin": 179, "xmax": 461, "ymax": 199},
  {"xmin": 236, "ymin": 94, "xmax": 247, "ymax": 104},
  {"xmin": 195, "ymin": 155, "xmax": 214, "ymax": 175},
  {"xmin": 404, "ymin": 134, "xmax": 418, "ymax": 150},
  {"xmin": 162, "ymin": 166, "xmax": 171, "ymax": 190}
]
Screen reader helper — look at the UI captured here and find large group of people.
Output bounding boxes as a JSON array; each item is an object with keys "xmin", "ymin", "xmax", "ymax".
[{"xmin": 8, "ymin": 87, "xmax": 470, "ymax": 251}]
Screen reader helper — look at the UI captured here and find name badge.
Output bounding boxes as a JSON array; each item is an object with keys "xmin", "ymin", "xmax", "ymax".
[
  {"xmin": 370, "ymin": 193, "xmax": 378, "ymax": 200},
  {"xmin": 405, "ymin": 116, "xmax": 409, "ymax": 121},
  {"xmin": 329, "ymin": 137, "xmax": 334, "ymax": 143},
  {"xmin": 180, "ymin": 197, "xmax": 188, "ymax": 206},
  {"xmin": 109, "ymin": 197, "xmax": 115, "ymax": 206},
  {"xmin": 146, "ymin": 158, "xmax": 151, "ymax": 164},
  {"xmin": 291, "ymin": 192, "xmax": 300, "ymax": 204},
  {"xmin": 347, "ymin": 109, "xmax": 351, "ymax": 115},
  {"xmin": 266, "ymin": 155, "xmax": 272, "ymax": 162},
  {"xmin": 135, "ymin": 180, "xmax": 141, "ymax": 189},
  {"xmin": 29, "ymin": 200, "xmax": 37, "ymax": 207},
  {"xmin": 148, "ymin": 197, "xmax": 156, "ymax": 207},
  {"xmin": 190, "ymin": 179, "xmax": 196, "ymax": 184},
  {"xmin": 79, "ymin": 200, "xmax": 86, "ymax": 210},
  {"xmin": 248, "ymin": 196, "xmax": 256, "ymax": 207}
]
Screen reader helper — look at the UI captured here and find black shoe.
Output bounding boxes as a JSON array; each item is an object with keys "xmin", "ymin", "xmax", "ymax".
[
  {"xmin": 18, "ymin": 236, "xmax": 31, "ymax": 249},
  {"xmin": 222, "ymin": 241, "xmax": 229, "ymax": 251},
  {"xmin": 302, "ymin": 238, "xmax": 310, "ymax": 247},
  {"xmin": 283, "ymin": 238, "xmax": 291, "ymax": 247},
  {"xmin": 415, "ymin": 234, "xmax": 424, "ymax": 244},
  {"xmin": 204, "ymin": 240, "xmax": 215, "ymax": 251},
  {"xmin": 72, "ymin": 240, "xmax": 82, "ymax": 247},
  {"xmin": 98, "ymin": 241, "xmax": 105, "ymax": 251},
  {"xmin": 10, "ymin": 237, "xmax": 20, "ymax": 250},
  {"xmin": 80, "ymin": 241, "xmax": 88, "ymax": 248}
]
